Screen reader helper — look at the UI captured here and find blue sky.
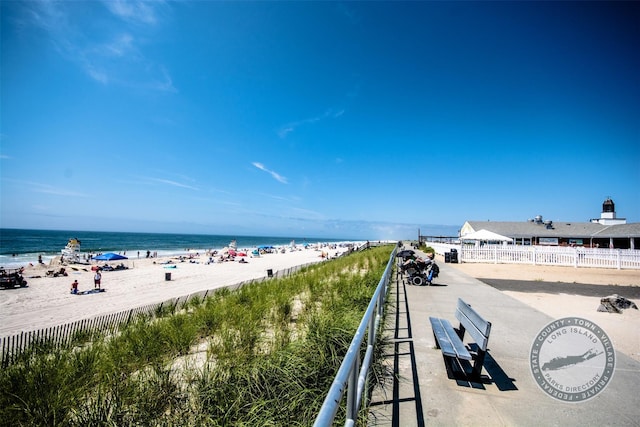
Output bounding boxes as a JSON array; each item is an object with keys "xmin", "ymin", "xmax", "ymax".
[{"xmin": 1, "ymin": 1, "xmax": 638, "ymax": 240}]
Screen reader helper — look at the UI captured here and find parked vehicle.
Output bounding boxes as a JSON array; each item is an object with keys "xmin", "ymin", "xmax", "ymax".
[{"xmin": 0, "ymin": 268, "xmax": 28, "ymax": 289}]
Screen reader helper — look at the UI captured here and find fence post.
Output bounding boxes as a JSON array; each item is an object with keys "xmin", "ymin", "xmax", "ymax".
[
  {"xmin": 617, "ymin": 249, "xmax": 621, "ymax": 270},
  {"xmin": 346, "ymin": 352, "xmax": 360, "ymax": 422}
]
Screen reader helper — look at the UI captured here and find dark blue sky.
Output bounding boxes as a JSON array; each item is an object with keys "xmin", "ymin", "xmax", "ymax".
[{"xmin": 1, "ymin": 1, "xmax": 638, "ymax": 239}]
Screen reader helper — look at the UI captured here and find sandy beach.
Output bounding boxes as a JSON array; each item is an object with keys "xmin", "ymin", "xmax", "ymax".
[
  {"xmin": 2, "ymin": 249, "xmax": 639, "ymax": 362},
  {"xmin": 0, "ymin": 246, "xmax": 351, "ymax": 338}
]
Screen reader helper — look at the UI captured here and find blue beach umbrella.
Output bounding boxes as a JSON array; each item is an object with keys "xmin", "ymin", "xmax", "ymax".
[{"xmin": 92, "ymin": 252, "xmax": 128, "ymax": 261}]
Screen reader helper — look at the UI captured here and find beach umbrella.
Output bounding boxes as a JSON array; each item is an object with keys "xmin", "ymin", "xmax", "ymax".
[
  {"xmin": 92, "ymin": 252, "xmax": 128, "ymax": 261},
  {"xmin": 237, "ymin": 252, "xmax": 247, "ymax": 257},
  {"xmin": 396, "ymin": 250, "xmax": 415, "ymax": 259}
]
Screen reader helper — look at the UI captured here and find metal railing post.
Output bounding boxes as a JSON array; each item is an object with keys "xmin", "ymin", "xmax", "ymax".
[{"xmin": 314, "ymin": 245, "xmax": 397, "ymax": 427}]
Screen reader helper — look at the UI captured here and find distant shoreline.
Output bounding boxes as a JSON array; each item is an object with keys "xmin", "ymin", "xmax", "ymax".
[{"xmin": 0, "ymin": 228, "xmax": 364, "ymax": 269}]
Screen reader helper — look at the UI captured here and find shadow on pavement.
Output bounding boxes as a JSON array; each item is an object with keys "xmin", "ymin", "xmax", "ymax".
[
  {"xmin": 440, "ymin": 344, "xmax": 518, "ymax": 391},
  {"xmin": 369, "ymin": 275, "xmax": 426, "ymax": 427},
  {"xmin": 480, "ymin": 278, "xmax": 640, "ymax": 299}
]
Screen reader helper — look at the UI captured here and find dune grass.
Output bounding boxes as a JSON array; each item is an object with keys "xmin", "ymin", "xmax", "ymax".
[{"xmin": 0, "ymin": 245, "xmax": 393, "ymax": 427}]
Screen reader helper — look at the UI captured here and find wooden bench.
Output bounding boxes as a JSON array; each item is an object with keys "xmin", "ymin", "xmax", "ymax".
[{"xmin": 429, "ymin": 298, "xmax": 491, "ymax": 379}]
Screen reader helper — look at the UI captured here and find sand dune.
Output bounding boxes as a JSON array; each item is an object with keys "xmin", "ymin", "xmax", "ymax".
[{"xmin": 0, "ymin": 246, "xmax": 348, "ymax": 337}]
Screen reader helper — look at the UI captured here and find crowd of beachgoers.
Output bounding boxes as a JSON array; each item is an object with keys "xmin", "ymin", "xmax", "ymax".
[{"xmin": 0, "ymin": 242, "xmax": 362, "ymax": 337}]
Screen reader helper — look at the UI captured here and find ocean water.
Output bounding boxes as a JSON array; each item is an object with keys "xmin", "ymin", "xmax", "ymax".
[{"xmin": 0, "ymin": 229, "xmax": 353, "ymax": 269}]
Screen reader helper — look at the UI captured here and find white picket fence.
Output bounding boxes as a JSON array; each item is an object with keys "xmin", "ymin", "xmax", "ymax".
[{"xmin": 428, "ymin": 243, "xmax": 640, "ymax": 270}]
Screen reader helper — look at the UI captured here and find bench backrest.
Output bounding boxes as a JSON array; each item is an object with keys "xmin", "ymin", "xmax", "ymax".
[{"xmin": 455, "ymin": 298, "xmax": 491, "ymax": 351}]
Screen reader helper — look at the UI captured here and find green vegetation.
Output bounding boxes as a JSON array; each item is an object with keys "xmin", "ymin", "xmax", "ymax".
[
  {"xmin": 0, "ymin": 246, "xmax": 393, "ymax": 427},
  {"xmin": 417, "ymin": 242, "xmax": 436, "ymax": 255}
]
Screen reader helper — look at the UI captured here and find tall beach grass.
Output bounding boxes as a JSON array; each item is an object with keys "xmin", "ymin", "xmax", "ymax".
[{"xmin": 0, "ymin": 245, "xmax": 393, "ymax": 426}]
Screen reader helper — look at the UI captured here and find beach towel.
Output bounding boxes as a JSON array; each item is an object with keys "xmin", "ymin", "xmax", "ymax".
[{"xmin": 72, "ymin": 289, "xmax": 106, "ymax": 295}]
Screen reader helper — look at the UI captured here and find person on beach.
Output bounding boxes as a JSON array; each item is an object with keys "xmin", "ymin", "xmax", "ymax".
[
  {"xmin": 94, "ymin": 270, "xmax": 102, "ymax": 289},
  {"xmin": 70, "ymin": 279, "xmax": 79, "ymax": 294}
]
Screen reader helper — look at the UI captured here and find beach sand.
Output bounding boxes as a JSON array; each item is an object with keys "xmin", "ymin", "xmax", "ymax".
[
  {"xmin": 446, "ymin": 260, "xmax": 640, "ymax": 361},
  {"xmin": 3, "ymin": 249, "xmax": 639, "ymax": 362},
  {"xmin": 0, "ymin": 246, "xmax": 349, "ymax": 338}
]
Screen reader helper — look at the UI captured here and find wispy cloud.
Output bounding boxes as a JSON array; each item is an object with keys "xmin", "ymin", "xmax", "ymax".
[
  {"xmin": 147, "ymin": 66, "xmax": 177, "ymax": 93},
  {"xmin": 278, "ymin": 126, "xmax": 295, "ymax": 139},
  {"xmin": 278, "ymin": 108, "xmax": 345, "ymax": 138},
  {"xmin": 256, "ymin": 193, "xmax": 290, "ymax": 201},
  {"xmin": 101, "ymin": 33, "xmax": 135, "ymax": 58},
  {"xmin": 336, "ymin": 2, "xmax": 361, "ymax": 25},
  {"xmin": 252, "ymin": 162, "xmax": 288, "ymax": 184},
  {"xmin": 290, "ymin": 207, "xmax": 326, "ymax": 220},
  {"xmin": 253, "ymin": 192, "xmax": 301, "ymax": 203},
  {"xmin": 25, "ymin": 0, "xmax": 67, "ymax": 33},
  {"xmin": 23, "ymin": 1, "xmax": 175, "ymax": 92},
  {"xmin": 103, "ymin": 0, "xmax": 163, "ymax": 25},
  {"xmin": 17, "ymin": 180, "xmax": 92, "ymax": 198},
  {"xmin": 145, "ymin": 177, "xmax": 199, "ymax": 191}
]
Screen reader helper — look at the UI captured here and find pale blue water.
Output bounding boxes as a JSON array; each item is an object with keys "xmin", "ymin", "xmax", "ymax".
[{"xmin": 0, "ymin": 229, "xmax": 352, "ymax": 269}]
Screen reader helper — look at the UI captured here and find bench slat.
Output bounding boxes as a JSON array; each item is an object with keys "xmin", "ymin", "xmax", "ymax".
[
  {"xmin": 456, "ymin": 298, "xmax": 491, "ymax": 336},
  {"xmin": 429, "ymin": 317, "xmax": 472, "ymax": 360},
  {"xmin": 455, "ymin": 299, "xmax": 491, "ymax": 351},
  {"xmin": 429, "ymin": 317, "xmax": 456, "ymax": 357}
]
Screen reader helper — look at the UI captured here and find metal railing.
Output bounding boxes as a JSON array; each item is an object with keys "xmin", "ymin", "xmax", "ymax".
[{"xmin": 314, "ymin": 245, "xmax": 397, "ymax": 427}]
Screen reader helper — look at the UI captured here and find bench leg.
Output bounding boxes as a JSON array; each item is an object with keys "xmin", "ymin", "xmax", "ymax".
[
  {"xmin": 456, "ymin": 324, "xmax": 466, "ymax": 341},
  {"xmin": 471, "ymin": 348, "xmax": 486, "ymax": 379}
]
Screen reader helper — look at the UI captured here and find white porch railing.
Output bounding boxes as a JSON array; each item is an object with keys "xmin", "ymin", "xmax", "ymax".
[{"xmin": 428, "ymin": 243, "xmax": 640, "ymax": 270}]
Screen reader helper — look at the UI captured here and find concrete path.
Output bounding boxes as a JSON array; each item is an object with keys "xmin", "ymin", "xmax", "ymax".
[{"xmin": 368, "ymin": 248, "xmax": 640, "ymax": 426}]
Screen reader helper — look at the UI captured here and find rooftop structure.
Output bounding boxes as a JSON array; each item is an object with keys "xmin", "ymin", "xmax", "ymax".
[{"xmin": 590, "ymin": 197, "xmax": 627, "ymax": 225}]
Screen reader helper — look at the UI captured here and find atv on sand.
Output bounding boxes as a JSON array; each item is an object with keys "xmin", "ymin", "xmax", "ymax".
[{"xmin": 0, "ymin": 268, "xmax": 28, "ymax": 289}]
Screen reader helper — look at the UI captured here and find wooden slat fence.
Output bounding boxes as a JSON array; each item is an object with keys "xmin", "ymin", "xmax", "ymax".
[{"xmin": 0, "ymin": 252, "xmax": 357, "ymax": 368}]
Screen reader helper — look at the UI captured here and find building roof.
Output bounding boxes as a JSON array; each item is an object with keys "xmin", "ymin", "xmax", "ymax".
[
  {"xmin": 593, "ymin": 223, "xmax": 640, "ymax": 237},
  {"xmin": 463, "ymin": 221, "xmax": 640, "ymax": 239}
]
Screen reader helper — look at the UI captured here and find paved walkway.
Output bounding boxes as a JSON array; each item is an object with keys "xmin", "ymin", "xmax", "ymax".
[{"xmin": 368, "ymin": 248, "xmax": 640, "ymax": 426}]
